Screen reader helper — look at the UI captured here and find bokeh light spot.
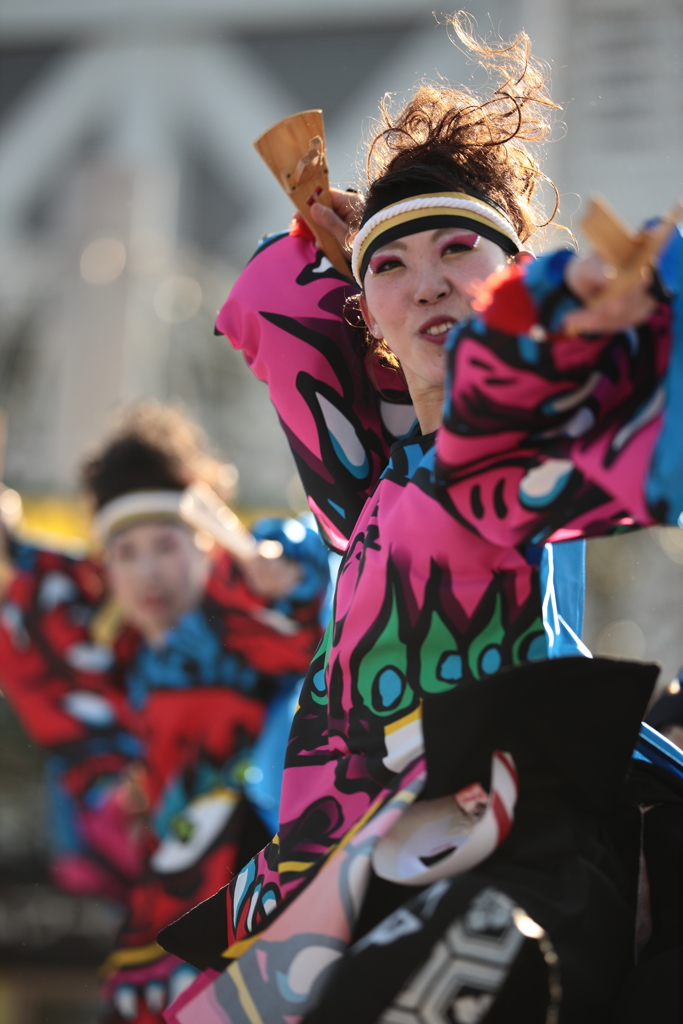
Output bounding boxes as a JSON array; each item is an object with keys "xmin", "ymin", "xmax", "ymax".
[
  {"xmin": 595, "ymin": 619, "xmax": 645, "ymax": 660},
  {"xmin": 656, "ymin": 526, "xmax": 683, "ymax": 564},
  {"xmin": 0, "ymin": 488, "xmax": 23, "ymax": 528},
  {"xmin": 80, "ymin": 237, "xmax": 126, "ymax": 284}
]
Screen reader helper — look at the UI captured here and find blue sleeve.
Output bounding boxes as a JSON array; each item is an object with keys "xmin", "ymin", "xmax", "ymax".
[
  {"xmin": 646, "ymin": 225, "xmax": 683, "ymax": 523},
  {"xmin": 540, "ymin": 539, "xmax": 591, "ymax": 659},
  {"xmin": 243, "ymin": 680, "xmax": 303, "ymax": 836}
]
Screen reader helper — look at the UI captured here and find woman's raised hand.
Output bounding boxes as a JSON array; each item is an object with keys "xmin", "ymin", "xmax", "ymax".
[
  {"xmin": 562, "ymin": 253, "xmax": 657, "ymax": 336},
  {"xmin": 309, "ymin": 187, "xmax": 363, "ymax": 253}
]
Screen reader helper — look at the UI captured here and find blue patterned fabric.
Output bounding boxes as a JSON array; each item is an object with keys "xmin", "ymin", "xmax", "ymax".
[{"xmin": 645, "ymin": 225, "xmax": 683, "ymax": 522}]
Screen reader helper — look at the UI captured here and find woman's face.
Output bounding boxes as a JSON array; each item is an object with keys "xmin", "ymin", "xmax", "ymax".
[
  {"xmin": 105, "ymin": 521, "xmax": 209, "ymax": 645},
  {"xmin": 360, "ymin": 227, "xmax": 508, "ymax": 400}
]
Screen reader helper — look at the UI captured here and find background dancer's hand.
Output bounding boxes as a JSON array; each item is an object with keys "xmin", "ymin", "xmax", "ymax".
[
  {"xmin": 241, "ymin": 549, "xmax": 303, "ymax": 600},
  {"xmin": 308, "ymin": 187, "xmax": 362, "ymax": 254},
  {"xmin": 563, "ymin": 253, "xmax": 657, "ymax": 335}
]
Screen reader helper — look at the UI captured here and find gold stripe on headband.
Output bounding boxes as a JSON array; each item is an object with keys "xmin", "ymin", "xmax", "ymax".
[{"xmin": 352, "ymin": 192, "xmax": 522, "ymax": 284}]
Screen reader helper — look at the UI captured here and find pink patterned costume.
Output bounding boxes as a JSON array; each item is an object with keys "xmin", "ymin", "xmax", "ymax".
[{"xmin": 161, "ymin": 224, "xmax": 683, "ymax": 1024}]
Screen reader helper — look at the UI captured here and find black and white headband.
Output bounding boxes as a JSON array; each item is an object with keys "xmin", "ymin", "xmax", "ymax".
[{"xmin": 351, "ymin": 190, "xmax": 523, "ymax": 285}]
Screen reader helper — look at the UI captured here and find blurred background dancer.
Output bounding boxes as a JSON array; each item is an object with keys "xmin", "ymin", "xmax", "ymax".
[{"xmin": 0, "ymin": 402, "xmax": 329, "ymax": 1023}]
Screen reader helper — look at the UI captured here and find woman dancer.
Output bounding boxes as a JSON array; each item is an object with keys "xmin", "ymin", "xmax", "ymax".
[
  {"xmin": 161, "ymin": 21, "xmax": 683, "ymax": 1024},
  {"xmin": 0, "ymin": 402, "xmax": 329, "ymax": 1024}
]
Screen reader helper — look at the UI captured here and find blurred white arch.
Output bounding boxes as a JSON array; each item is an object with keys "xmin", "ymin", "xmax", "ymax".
[{"xmin": 0, "ymin": 0, "xmax": 679, "ymax": 502}]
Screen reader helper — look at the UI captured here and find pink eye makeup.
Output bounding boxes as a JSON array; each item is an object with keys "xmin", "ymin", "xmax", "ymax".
[
  {"xmin": 440, "ymin": 231, "xmax": 481, "ymax": 255},
  {"xmin": 366, "ymin": 231, "xmax": 482, "ymax": 277},
  {"xmin": 367, "ymin": 253, "xmax": 405, "ymax": 275}
]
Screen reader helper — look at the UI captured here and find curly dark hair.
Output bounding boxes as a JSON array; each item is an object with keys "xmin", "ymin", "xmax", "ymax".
[
  {"xmin": 81, "ymin": 401, "xmax": 236, "ymax": 511},
  {"xmin": 354, "ymin": 14, "xmax": 562, "ymax": 372},
  {"xmin": 364, "ymin": 15, "xmax": 559, "ymax": 240}
]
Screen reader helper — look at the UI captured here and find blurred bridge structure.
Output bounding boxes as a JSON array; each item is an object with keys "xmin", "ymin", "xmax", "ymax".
[
  {"xmin": 0, "ymin": 3, "xmax": 683, "ymax": 1020},
  {"xmin": 0, "ymin": 0, "xmax": 680, "ymax": 505}
]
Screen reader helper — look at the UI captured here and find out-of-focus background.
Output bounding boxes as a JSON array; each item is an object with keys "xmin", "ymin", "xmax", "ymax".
[{"xmin": 0, "ymin": 0, "xmax": 682, "ymax": 1019}]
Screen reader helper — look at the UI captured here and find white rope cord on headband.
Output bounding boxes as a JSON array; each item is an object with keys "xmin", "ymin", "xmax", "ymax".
[{"xmin": 351, "ymin": 195, "xmax": 523, "ymax": 284}]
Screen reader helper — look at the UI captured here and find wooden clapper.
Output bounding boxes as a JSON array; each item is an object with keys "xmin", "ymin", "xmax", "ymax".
[
  {"xmin": 254, "ymin": 110, "xmax": 351, "ymax": 277},
  {"xmin": 580, "ymin": 195, "xmax": 682, "ymax": 306}
]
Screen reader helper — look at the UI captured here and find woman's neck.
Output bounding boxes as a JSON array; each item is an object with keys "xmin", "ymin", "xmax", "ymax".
[{"xmin": 403, "ymin": 370, "xmax": 444, "ymax": 434}]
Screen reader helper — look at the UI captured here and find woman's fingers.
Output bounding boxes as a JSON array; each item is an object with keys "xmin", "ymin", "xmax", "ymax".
[
  {"xmin": 562, "ymin": 253, "xmax": 657, "ymax": 335},
  {"xmin": 564, "ymin": 253, "xmax": 614, "ymax": 302},
  {"xmin": 563, "ymin": 292, "xmax": 657, "ymax": 335},
  {"xmin": 310, "ymin": 200, "xmax": 353, "ymax": 250},
  {"xmin": 309, "ymin": 187, "xmax": 362, "ymax": 251},
  {"xmin": 328, "ymin": 187, "xmax": 362, "ymax": 224}
]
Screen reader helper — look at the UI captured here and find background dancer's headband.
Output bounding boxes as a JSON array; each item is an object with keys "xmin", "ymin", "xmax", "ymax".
[
  {"xmin": 93, "ymin": 490, "xmax": 184, "ymax": 544},
  {"xmin": 352, "ymin": 185, "xmax": 522, "ymax": 285},
  {"xmin": 93, "ymin": 483, "xmax": 257, "ymax": 560}
]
